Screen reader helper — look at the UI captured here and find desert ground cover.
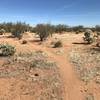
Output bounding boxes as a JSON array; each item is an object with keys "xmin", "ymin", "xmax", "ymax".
[
  {"xmin": 69, "ymin": 34, "xmax": 100, "ymax": 100},
  {"xmin": 0, "ymin": 32, "xmax": 100, "ymax": 100},
  {"xmin": 0, "ymin": 33, "xmax": 65, "ymax": 100}
]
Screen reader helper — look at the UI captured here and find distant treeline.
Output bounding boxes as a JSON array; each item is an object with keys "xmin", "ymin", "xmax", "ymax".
[
  {"xmin": 0, "ymin": 22, "xmax": 31, "ymax": 33},
  {"xmin": 0, "ymin": 22, "xmax": 100, "ymax": 33}
]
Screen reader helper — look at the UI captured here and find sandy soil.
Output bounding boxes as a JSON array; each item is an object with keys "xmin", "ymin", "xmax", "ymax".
[{"xmin": 0, "ymin": 32, "xmax": 100, "ymax": 100}]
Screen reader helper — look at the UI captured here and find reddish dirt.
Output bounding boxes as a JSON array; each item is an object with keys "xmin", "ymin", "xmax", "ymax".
[
  {"xmin": 0, "ymin": 33, "xmax": 99, "ymax": 100},
  {"xmin": 50, "ymin": 51, "xmax": 84, "ymax": 100}
]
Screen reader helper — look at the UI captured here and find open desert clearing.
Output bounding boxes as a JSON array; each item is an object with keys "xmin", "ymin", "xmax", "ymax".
[
  {"xmin": 0, "ymin": 0, "xmax": 100, "ymax": 100},
  {"xmin": 0, "ymin": 32, "xmax": 100, "ymax": 100}
]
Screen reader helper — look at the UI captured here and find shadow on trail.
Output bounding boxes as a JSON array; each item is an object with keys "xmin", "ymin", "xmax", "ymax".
[
  {"xmin": 72, "ymin": 42, "xmax": 88, "ymax": 45},
  {"xmin": 29, "ymin": 39, "xmax": 41, "ymax": 43}
]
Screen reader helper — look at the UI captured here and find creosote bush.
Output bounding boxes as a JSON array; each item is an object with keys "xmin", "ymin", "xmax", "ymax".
[
  {"xmin": 11, "ymin": 22, "xmax": 26, "ymax": 39},
  {"xmin": 0, "ymin": 44, "xmax": 16, "ymax": 56},
  {"xmin": 35, "ymin": 24, "xmax": 54, "ymax": 41},
  {"xmin": 53, "ymin": 41, "xmax": 63, "ymax": 48}
]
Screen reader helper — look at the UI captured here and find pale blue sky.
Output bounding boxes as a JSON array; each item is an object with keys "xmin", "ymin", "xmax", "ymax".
[{"xmin": 0, "ymin": 0, "xmax": 100, "ymax": 26}]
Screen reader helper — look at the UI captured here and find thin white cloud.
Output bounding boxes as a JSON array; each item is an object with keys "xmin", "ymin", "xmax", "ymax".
[
  {"xmin": 55, "ymin": 0, "xmax": 80, "ymax": 12},
  {"xmin": 56, "ymin": 3, "xmax": 75, "ymax": 11}
]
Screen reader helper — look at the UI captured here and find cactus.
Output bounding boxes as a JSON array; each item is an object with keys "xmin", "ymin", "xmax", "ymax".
[{"xmin": 83, "ymin": 29, "xmax": 94, "ymax": 44}]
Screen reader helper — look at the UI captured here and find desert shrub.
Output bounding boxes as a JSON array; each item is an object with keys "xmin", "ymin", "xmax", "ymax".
[
  {"xmin": 55, "ymin": 24, "xmax": 68, "ymax": 33},
  {"xmin": 72, "ymin": 25, "xmax": 84, "ymax": 32},
  {"xmin": 11, "ymin": 22, "xmax": 25, "ymax": 39},
  {"xmin": 21, "ymin": 40, "xmax": 27, "ymax": 44},
  {"xmin": 0, "ymin": 44, "xmax": 16, "ymax": 56},
  {"xmin": 0, "ymin": 22, "xmax": 31, "ymax": 33},
  {"xmin": 95, "ymin": 25, "xmax": 100, "ymax": 32},
  {"xmin": 35, "ymin": 24, "xmax": 54, "ymax": 41},
  {"xmin": 83, "ymin": 29, "xmax": 94, "ymax": 44},
  {"xmin": 10, "ymin": 22, "xmax": 31, "ymax": 39},
  {"xmin": 75, "ymin": 31, "xmax": 79, "ymax": 34},
  {"xmin": 53, "ymin": 41, "xmax": 63, "ymax": 48},
  {"xmin": 0, "ymin": 29, "xmax": 5, "ymax": 35},
  {"xmin": 12, "ymin": 29, "xmax": 22, "ymax": 39}
]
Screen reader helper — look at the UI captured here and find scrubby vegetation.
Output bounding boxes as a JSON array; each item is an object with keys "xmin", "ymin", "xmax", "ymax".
[
  {"xmin": 0, "ymin": 29, "xmax": 5, "ymax": 35},
  {"xmin": 0, "ymin": 21, "xmax": 100, "ymax": 99},
  {"xmin": 0, "ymin": 21, "xmax": 100, "ymax": 37},
  {"xmin": 0, "ymin": 51, "xmax": 64, "ymax": 100},
  {"xmin": 69, "ymin": 46, "xmax": 100, "ymax": 84},
  {"xmin": 52, "ymin": 40, "xmax": 63, "ymax": 48},
  {"xmin": 95, "ymin": 25, "xmax": 100, "ymax": 32},
  {"xmin": 0, "ymin": 22, "xmax": 32, "ymax": 39},
  {"xmin": 72, "ymin": 25, "xmax": 84, "ymax": 32},
  {"xmin": 83, "ymin": 29, "xmax": 94, "ymax": 44},
  {"xmin": 35, "ymin": 24, "xmax": 55, "ymax": 41},
  {"xmin": 0, "ymin": 44, "xmax": 16, "ymax": 56},
  {"xmin": 11, "ymin": 22, "xmax": 31, "ymax": 39},
  {"xmin": 0, "ymin": 22, "xmax": 31, "ymax": 33},
  {"xmin": 54, "ymin": 24, "xmax": 69, "ymax": 33}
]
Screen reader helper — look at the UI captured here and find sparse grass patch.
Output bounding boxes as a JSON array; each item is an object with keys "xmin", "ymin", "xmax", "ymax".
[
  {"xmin": 0, "ymin": 50, "xmax": 64, "ymax": 100},
  {"xmin": 69, "ymin": 46, "xmax": 100, "ymax": 83},
  {"xmin": 30, "ymin": 59, "xmax": 56, "ymax": 69}
]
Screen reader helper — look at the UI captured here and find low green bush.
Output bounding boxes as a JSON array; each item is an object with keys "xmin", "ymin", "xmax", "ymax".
[
  {"xmin": 0, "ymin": 44, "xmax": 16, "ymax": 56},
  {"xmin": 0, "ymin": 29, "xmax": 5, "ymax": 35},
  {"xmin": 35, "ymin": 24, "xmax": 54, "ymax": 41},
  {"xmin": 53, "ymin": 41, "xmax": 63, "ymax": 48}
]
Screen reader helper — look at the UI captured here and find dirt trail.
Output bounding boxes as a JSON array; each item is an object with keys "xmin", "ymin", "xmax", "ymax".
[
  {"xmin": 0, "ymin": 34, "xmax": 85, "ymax": 100},
  {"xmin": 54, "ymin": 52, "xmax": 84, "ymax": 100},
  {"xmin": 38, "ymin": 34, "xmax": 85, "ymax": 100},
  {"xmin": 43, "ymin": 46, "xmax": 84, "ymax": 100},
  {"xmin": 32, "ymin": 40, "xmax": 84, "ymax": 100}
]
